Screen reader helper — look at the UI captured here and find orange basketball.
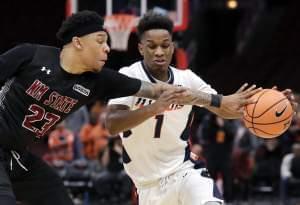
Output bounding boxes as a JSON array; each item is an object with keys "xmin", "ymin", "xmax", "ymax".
[{"xmin": 243, "ymin": 89, "xmax": 293, "ymax": 138}]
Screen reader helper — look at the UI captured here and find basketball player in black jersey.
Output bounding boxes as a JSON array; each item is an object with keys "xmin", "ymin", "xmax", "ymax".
[{"xmin": 0, "ymin": 10, "xmax": 189, "ymax": 205}]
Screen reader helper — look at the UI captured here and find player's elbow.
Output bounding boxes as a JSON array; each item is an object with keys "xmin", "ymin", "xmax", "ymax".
[
  {"xmin": 106, "ymin": 127, "xmax": 119, "ymax": 136},
  {"xmin": 104, "ymin": 115, "xmax": 120, "ymax": 136}
]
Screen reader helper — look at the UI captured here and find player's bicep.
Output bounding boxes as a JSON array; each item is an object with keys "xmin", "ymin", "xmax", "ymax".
[
  {"xmin": 105, "ymin": 104, "xmax": 130, "ymax": 132},
  {"xmin": 106, "ymin": 104, "xmax": 131, "ymax": 121},
  {"xmin": 107, "ymin": 104, "xmax": 130, "ymax": 112}
]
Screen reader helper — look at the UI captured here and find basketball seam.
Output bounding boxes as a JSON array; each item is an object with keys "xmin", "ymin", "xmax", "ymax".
[
  {"xmin": 243, "ymin": 112, "xmax": 293, "ymax": 125},
  {"xmin": 246, "ymin": 126, "xmax": 285, "ymax": 136},
  {"xmin": 245, "ymin": 90, "xmax": 270, "ymax": 117},
  {"xmin": 250, "ymin": 98, "xmax": 288, "ymax": 119},
  {"xmin": 250, "ymin": 90, "xmax": 269, "ymax": 134}
]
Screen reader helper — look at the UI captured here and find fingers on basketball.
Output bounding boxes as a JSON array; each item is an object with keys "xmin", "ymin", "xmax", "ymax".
[
  {"xmin": 236, "ymin": 83, "xmax": 249, "ymax": 93},
  {"xmin": 243, "ymin": 87, "xmax": 263, "ymax": 99},
  {"xmin": 243, "ymin": 89, "xmax": 293, "ymax": 138}
]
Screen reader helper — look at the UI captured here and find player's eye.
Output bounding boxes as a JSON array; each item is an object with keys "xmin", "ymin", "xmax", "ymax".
[
  {"xmin": 147, "ymin": 44, "xmax": 157, "ymax": 49},
  {"xmin": 161, "ymin": 44, "xmax": 170, "ymax": 49}
]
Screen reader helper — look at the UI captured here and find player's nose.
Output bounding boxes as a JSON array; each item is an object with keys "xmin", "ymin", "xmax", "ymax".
[
  {"xmin": 154, "ymin": 46, "xmax": 164, "ymax": 56},
  {"xmin": 104, "ymin": 42, "xmax": 110, "ymax": 53}
]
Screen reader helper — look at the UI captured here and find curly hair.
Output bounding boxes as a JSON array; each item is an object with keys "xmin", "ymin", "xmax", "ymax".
[
  {"xmin": 56, "ymin": 10, "xmax": 104, "ymax": 45},
  {"xmin": 137, "ymin": 11, "xmax": 174, "ymax": 39}
]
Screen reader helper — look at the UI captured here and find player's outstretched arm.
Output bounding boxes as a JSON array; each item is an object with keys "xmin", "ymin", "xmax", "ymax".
[
  {"xmin": 207, "ymin": 83, "xmax": 262, "ymax": 119},
  {"xmin": 206, "ymin": 84, "xmax": 262, "ymax": 119},
  {"xmin": 177, "ymin": 83, "xmax": 262, "ymax": 119},
  {"xmin": 134, "ymin": 81, "xmax": 185, "ymax": 99},
  {"xmin": 106, "ymin": 90, "xmax": 180, "ymax": 135}
]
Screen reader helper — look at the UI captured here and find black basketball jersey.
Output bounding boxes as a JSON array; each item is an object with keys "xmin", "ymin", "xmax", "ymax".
[{"xmin": 0, "ymin": 43, "xmax": 141, "ymax": 149}]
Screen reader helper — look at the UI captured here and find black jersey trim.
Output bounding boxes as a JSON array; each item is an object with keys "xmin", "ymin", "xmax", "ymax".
[
  {"xmin": 183, "ymin": 145, "xmax": 190, "ymax": 162},
  {"xmin": 179, "ymin": 109, "xmax": 195, "ymax": 141},
  {"xmin": 122, "ymin": 146, "xmax": 132, "ymax": 164},
  {"xmin": 140, "ymin": 61, "xmax": 174, "ymax": 84}
]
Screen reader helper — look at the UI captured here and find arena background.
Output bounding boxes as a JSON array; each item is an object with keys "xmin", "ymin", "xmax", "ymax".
[
  {"xmin": 1, "ymin": 0, "xmax": 299, "ymax": 94},
  {"xmin": 1, "ymin": 1, "xmax": 300, "ymax": 205}
]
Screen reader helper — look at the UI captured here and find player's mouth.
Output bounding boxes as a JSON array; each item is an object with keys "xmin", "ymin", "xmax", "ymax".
[
  {"xmin": 99, "ymin": 58, "xmax": 107, "ymax": 63},
  {"xmin": 153, "ymin": 59, "xmax": 166, "ymax": 65}
]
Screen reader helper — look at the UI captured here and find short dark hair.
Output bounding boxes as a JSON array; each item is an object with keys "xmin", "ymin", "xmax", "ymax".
[
  {"xmin": 56, "ymin": 10, "xmax": 104, "ymax": 45},
  {"xmin": 137, "ymin": 11, "xmax": 174, "ymax": 40}
]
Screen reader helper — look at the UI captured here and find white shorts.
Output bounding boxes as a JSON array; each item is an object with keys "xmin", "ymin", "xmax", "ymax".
[{"xmin": 138, "ymin": 168, "xmax": 223, "ymax": 205}]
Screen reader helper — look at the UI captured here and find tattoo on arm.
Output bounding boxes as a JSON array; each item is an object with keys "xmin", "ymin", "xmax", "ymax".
[
  {"xmin": 192, "ymin": 90, "xmax": 212, "ymax": 107},
  {"xmin": 192, "ymin": 91, "xmax": 222, "ymax": 108},
  {"xmin": 135, "ymin": 81, "xmax": 159, "ymax": 99}
]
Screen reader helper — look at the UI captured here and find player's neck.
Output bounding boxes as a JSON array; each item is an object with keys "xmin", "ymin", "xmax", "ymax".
[
  {"xmin": 60, "ymin": 49, "xmax": 87, "ymax": 74},
  {"xmin": 150, "ymin": 71, "xmax": 169, "ymax": 82},
  {"xmin": 143, "ymin": 62, "xmax": 169, "ymax": 82}
]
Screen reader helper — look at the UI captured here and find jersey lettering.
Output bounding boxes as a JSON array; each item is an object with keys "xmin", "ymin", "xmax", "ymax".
[
  {"xmin": 26, "ymin": 80, "xmax": 49, "ymax": 101},
  {"xmin": 26, "ymin": 80, "xmax": 79, "ymax": 114},
  {"xmin": 135, "ymin": 97, "xmax": 183, "ymax": 111},
  {"xmin": 22, "ymin": 104, "xmax": 61, "ymax": 137},
  {"xmin": 43, "ymin": 91, "xmax": 78, "ymax": 113}
]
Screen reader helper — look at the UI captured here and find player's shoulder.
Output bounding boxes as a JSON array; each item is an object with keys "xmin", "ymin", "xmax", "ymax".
[
  {"xmin": 169, "ymin": 66, "xmax": 215, "ymax": 91},
  {"xmin": 14, "ymin": 43, "xmax": 60, "ymax": 59},
  {"xmin": 118, "ymin": 61, "xmax": 143, "ymax": 77},
  {"xmin": 6, "ymin": 43, "xmax": 37, "ymax": 54},
  {"xmin": 34, "ymin": 44, "xmax": 60, "ymax": 53},
  {"xmin": 169, "ymin": 66, "xmax": 199, "ymax": 79},
  {"xmin": 29, "ymin": 44, "xmax": 60, "ymax": 65},
  {"xmin": 13, "ymin": 43, "xmax": 58, "ymax": 52}
]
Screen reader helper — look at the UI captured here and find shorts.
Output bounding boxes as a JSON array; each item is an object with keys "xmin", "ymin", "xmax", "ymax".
[
  {"xmin": 138, "ymin": 168, "xmax": 223, "ymax": 205},
  {"xmin": 0, "ymin": 148, "xmax": 73, "ymax": 205}
]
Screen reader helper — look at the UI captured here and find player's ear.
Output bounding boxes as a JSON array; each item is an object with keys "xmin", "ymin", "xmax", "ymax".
[
  {"xmin": 138, "ymin": 42, "xmax": 144, "ymax": 56},
  {"xmin": 72, "ymin": 37, "xmax": 83, "ymax": 49}
]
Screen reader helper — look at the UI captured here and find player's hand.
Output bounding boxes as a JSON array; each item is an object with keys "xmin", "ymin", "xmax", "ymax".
[
  {"xmin": 169, "ymin": 88, "xmax": 196, "ymax": 105},
  {"xmin": 272, "ymin": 86, "xmax": 298, "ymax": 113},
  {"xmin": 136, "ymin": 81, "xmax": 185, "ymax": 100},
  {"xmin": 220, "ymin": 83, "xmax": 262, "ymax": 118},
  {"xmin": 151, "ymin": 90, "xmax": 182, "ymax": 115},
  {"xmin": 156, "ymin": 82, "xmax": 186, "ymax": 96}
]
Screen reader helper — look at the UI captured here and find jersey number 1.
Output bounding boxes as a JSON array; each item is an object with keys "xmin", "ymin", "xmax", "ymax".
[
  {"xmin": 123, "ymin": 114, "xmax": 164, "ymax": 139},
  {"xmin": 22, "ymin": 104, "xmax": 61, "ymax": 137},
  {"xmin": 154, "ymin": 115, "xmax": 164, "ymax": 138}
]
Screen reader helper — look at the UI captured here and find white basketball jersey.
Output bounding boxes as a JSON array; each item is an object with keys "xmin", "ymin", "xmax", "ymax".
[{"xmin": 109, "ymin": 61, "xmax": 217, "ymax": 188}]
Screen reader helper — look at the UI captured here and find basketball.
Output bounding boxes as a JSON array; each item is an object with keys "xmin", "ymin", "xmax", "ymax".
[{"xmin": 243, "ymin": 89, "xmax": 293, "ymax": 138}]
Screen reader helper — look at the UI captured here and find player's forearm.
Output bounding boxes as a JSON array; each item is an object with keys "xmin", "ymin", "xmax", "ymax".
[
  {"xmin": 106, "ymin": 105, "xmax": 159, "ymax": 135},
  {"xmin": 187, "ymin": 89, "xmax": 222, "ymax": 108},
  {"xmin": 188, "ymin": 90, "xmax": 241, "ymax": 119},
  {"xmin": 135, "ymin": 81, "xmax": 161, "ymax": 99},
  {"xmin": 187, "ymin": 91, "xmax": 213, "ymax": 107}
]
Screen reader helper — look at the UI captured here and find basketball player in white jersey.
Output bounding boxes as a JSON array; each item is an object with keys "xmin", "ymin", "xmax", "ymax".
[{"xmin": 106, "ymin": 11, "xmax": 261, "ymax": 205}]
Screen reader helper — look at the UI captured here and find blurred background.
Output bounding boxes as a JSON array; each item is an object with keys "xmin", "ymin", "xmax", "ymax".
[{"xmin": 1, "ymin": 0, "xmax": 300, "ymax": 204}]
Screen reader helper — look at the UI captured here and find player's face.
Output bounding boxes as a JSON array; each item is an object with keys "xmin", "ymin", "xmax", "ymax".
[
  {"xmin": 139, "ymin": 29, "xmax": 174, "ymax": 75},
  {"xmin": 80, "ymin": 31, "xmax": 110, "ymax": 72}
]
